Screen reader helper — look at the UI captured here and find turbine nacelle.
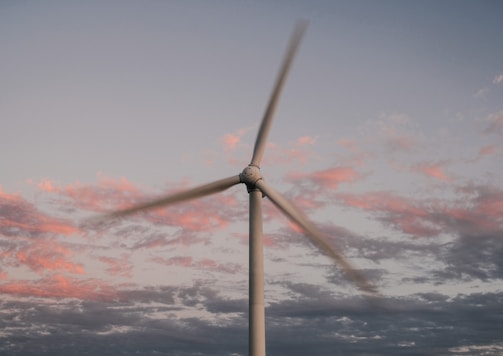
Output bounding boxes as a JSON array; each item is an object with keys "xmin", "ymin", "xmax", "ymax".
[{"xmin": 240, "ymin": 165, "xmax": 263, "ymax": 190}]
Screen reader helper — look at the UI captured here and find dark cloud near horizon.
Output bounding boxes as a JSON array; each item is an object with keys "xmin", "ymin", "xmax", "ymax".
[{"xmin": 1, "ymin": 284, "xmax": 502, "ymax": 355}]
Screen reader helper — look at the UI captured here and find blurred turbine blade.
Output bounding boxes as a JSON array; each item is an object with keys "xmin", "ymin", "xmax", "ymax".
[
  {"xmin": 250, "ymin": 19, "xmax": 308, "ymax": 167},
  {"xmin": 255, "ymin": 179, "xmax": 378, "ymax": 295},
  {"xmin": 84, "ymin": 175, "xmax": 242, "ymax": 226}
]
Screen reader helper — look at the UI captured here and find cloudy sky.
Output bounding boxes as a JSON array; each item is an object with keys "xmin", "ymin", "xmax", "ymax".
[{"xmin": 1, "ymin": 0, "xmax": 503, "ymax": 355}]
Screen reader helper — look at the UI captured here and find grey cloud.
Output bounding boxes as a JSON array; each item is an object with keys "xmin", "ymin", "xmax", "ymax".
[{"xmin": 1, "ymin": 281, "xmax": 502, "ymax": 355}]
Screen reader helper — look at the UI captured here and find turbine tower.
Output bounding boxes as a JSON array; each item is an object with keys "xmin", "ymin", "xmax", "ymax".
[{"xmin": 89, "ymin": 20, "xmax": 376, "ymax": 356}]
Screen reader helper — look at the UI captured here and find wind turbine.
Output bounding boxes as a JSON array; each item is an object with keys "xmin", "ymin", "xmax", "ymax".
[{"xmin": 88, "ymin": 20, "xmax": 376, "ymax": 356}]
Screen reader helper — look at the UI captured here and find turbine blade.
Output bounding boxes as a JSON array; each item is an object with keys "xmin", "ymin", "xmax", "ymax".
[
  {"xmin": 250, "ymin": 19, "xmax": 308, "ymax": 167},
  {"xmin": 84, "ymin": 175, "xmax": 242, "ymax": 226},
  {"xmin": 255, "ymin": 179, "xmax": 377, "ymax": 295}
]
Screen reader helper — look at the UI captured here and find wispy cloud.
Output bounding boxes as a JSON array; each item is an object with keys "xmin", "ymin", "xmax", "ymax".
[
  {"xmin": 411, "ymin": 161, "xmax": 451, "ymax": 181},
  {"xmin": 296, "ymin": 136, "xmax": 317, "ymax": 146},
  {"xmin": 287, "ymin": 166, "xmax": 361, "ymax": 190},
  {"xmin": 478, "ymin": 144, "xmax": 500, "ymax": 157},
  {"xmin": 360, "ymin": 114, "xmax": 419, "ymax": 154},
  {"xmin": 483, "ymin": 110, "xmax": 503, "ymax": 134},
  {"xmin": 473, "ymin": 87, "xmax": 489, "ymax": 99},
  {"xmin": 337, "ymin": 184, "xmax": 503, "ymax": 239},
  {"xmin": 0, "ymin": 186, "xmax": 78, "ymax": 237},
  {"xmin": 152, "ymin": 256, "xmax": 241, "ymax": 274},
  {"xmin": 37, "ymin": 176, "xmax": 244, "ymax": 233},
  {"xmin": 468, "ymin": 144, "xmax": 501, "ymax": 163},
  {"xmin": 0, "ymin": 274, "xmax": 117, "ymax": 301},
  {"xmin": 337, "ymin": 191, "xmax": 438, "ymax": 236},
  {"xmin": 37, "ymin": 175, "xmax": 144, "ymax": 212},
  {"xmin": 99, "ymin": 255, "xmax": 133, "ymax": 278},
  {"xmin": 254, "ymin": 136, "xmax": 319, "ymax": 166},
  {"xmin": 221, "ymin": 129, "xmax": 247, "ymax": 152},
  {"xmin": 15, "ymin": 239, "xmax": 85, "ymax": 275},
  {"xmin": 493, "ymin": 73, "xmax": 503, "ymax": 84}
]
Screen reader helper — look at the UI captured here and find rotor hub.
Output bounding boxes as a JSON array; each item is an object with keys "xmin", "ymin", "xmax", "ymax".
[{"xmin": 240, "ymin": 165, "xmax": 263, "ymax": 187}]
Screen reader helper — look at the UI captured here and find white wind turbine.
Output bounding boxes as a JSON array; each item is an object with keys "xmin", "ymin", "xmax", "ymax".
[{"xmin": 88, "ymin": 20, "xmax": 377, "ymax": 356}]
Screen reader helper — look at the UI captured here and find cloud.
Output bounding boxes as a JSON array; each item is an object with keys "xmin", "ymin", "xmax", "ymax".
[
  {"xmin": 37, "ymin": 175, "xmax": 144, "ymax": 213},
  {"xmin": 334, "ymin": 184, "xmax": 503, "ymax": 281},
  {"xmin": 483, "ymin": 110, "xmax": 503, "ymax": 134},
  {"xmin": 374, "ymin": 113, "xmax": 419, "ymax": 152},
  {"xmin": 473, "ymin": 87, "xmax": 489, "ymax": 98},
  {"xmin": 37, "ymin": 176, "xmax": 245, "ymax": 233},
  {"xmin": 478, "ymin": 144, "xmax": 499, "ymax": 157},
  {"xmin": 493, "ymin": 73, "xmax": 503, "ymax": 84},
  {"xmin": 465, "ymin": 144, "xmax": 501, "ymax": 163},
  {"xmin": 256, "ymin": 136, "xmax": 318, "ymax": 166},
  {"xmin": 141, "ymin": 192, "xmax": 244, "ymax": 233},
  {"xmin": 278, "ymin": 166, "xmax": 362, "ymax": 217},
  {"xmin": 337, "ymin": 184, "xmax": 503, "ymax": 239},
  {"xmin": 152, "ymin": 256, "xmax": 241, "ymax": 274},
  {"xmin": 335, "ymin": 138, "xmax": 373, "ymax": 167},
  {"xmin": 282, "ymin": 136, "xmax": 318, "ymax": 164},
  {"xmin": 411, "ymin": 161, "xmax": 451, "ymax": 181},
  {"xmin": 98, "ymin": 255, "xmax": 133, "ymax": 278},
  {"xmin": 130, "ymin": 232, "xmax": 200, "ymax": 249},
  {"xmin": 152, "ymin": 255, "xmax": 193, "ymax": 267},
  {"xmin": 0, "ymin": 186, "xmax": 78, "ymax": 237},
  {"xmin": 1, "ymin": 272, "xmax": 502, "ymax": 356},
  {"xmin": 221, "ymin": 129, "xmax": 246, "ymax": 152},
  {"xmin": 37, "ymin": 179, "xmax": 58, "ymax": 192},
  {"xmin": 382, "ymin": 128, "xmax": 417, "ymax": 152},
  {"xmin": 15, "ymin": 239, "xmax": 85, "ymax": 275},
  {"xmin": 287, "ymin": 166, "xmax": 361, "ymax": 190},
  {"xmin": 473, "ymin": 73, "xmax": 503, "ymax": 99},
  {"xmin": 0, "ymin": 274, "xmax": 117, "ymax": 301},
  {"xmin": 296, "ymin": 136, "xmax": 317, "ymax": 146}
]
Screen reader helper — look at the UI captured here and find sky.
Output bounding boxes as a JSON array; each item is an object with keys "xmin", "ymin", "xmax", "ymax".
[{"xmin": 1, "ymin": 0, "xmax": 503, "ymax": 354}]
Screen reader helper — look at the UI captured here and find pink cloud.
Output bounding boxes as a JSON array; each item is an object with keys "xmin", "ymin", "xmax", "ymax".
[
  {"xmin": 259, "ymin": 136, "xmax": 318, "ymax": 166},
  {"xmin": 412, "ymin": 162, "xmax": 451, "ymax": 181},
  {"xmin": 144, "ymin": 194, "xmax": 239, "ymax": 232},
  {"xmin": 337, "ymin": 138, "xmax": 358, "ymax": 152},
  {"xmin": 99, "ymin": 255, "xmax": 133, "ymax": 278},
  {"xmin": 221, "ymin": 129, "xmax": 246, "ymax": 152},
  {"xmin": 0, "ymin": 186, "xmax": 78, "ymax": 237},
  {"xmin": 37, "ymin": 179, "xmax": 58, "ymax": 192},
  {"xmin": 478, "ymin": 145, "xmax": 499, "ymax": 156},
  {"xmin": 14, "ymin": 239, "xmax": 85, "ymax": 274},
  {"xmin": 149, "ymin": 208, "xmax": 227, "ymax": 232},
  {"xmin": 312, "ymin": 167, "xmax": 360, "ymax": 188},
  {"xmin": 64, "ymin": 176, "xmax": 143, "ymax": 212},
  {"xmin": 337, "ymin": 192, "xmax": 441, "ymax": 236},
  {"xmin": 37, "ymin": 176, "xmax": 243, "ymax": 233},
  {"xmin": 291, "ymin": 194, "xmax": 325, "ymax": 211},
  {"xmin": 287, "ymin": 166, "xmax": 361, "ymax": 190},
  {"xmin": 337, "ymin": 185, "xmax": 503, "ymax": 237},
  {"xmin": 296, "ymin": 136, "xmax": 317, "ymax": 146},
  {"xmin": 0, "ymin": 274, "xmax": 118, "ymax": 301},
  {"xmin": 468, "ymin": 144, "xmax": 501, "ymax": 163}
]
